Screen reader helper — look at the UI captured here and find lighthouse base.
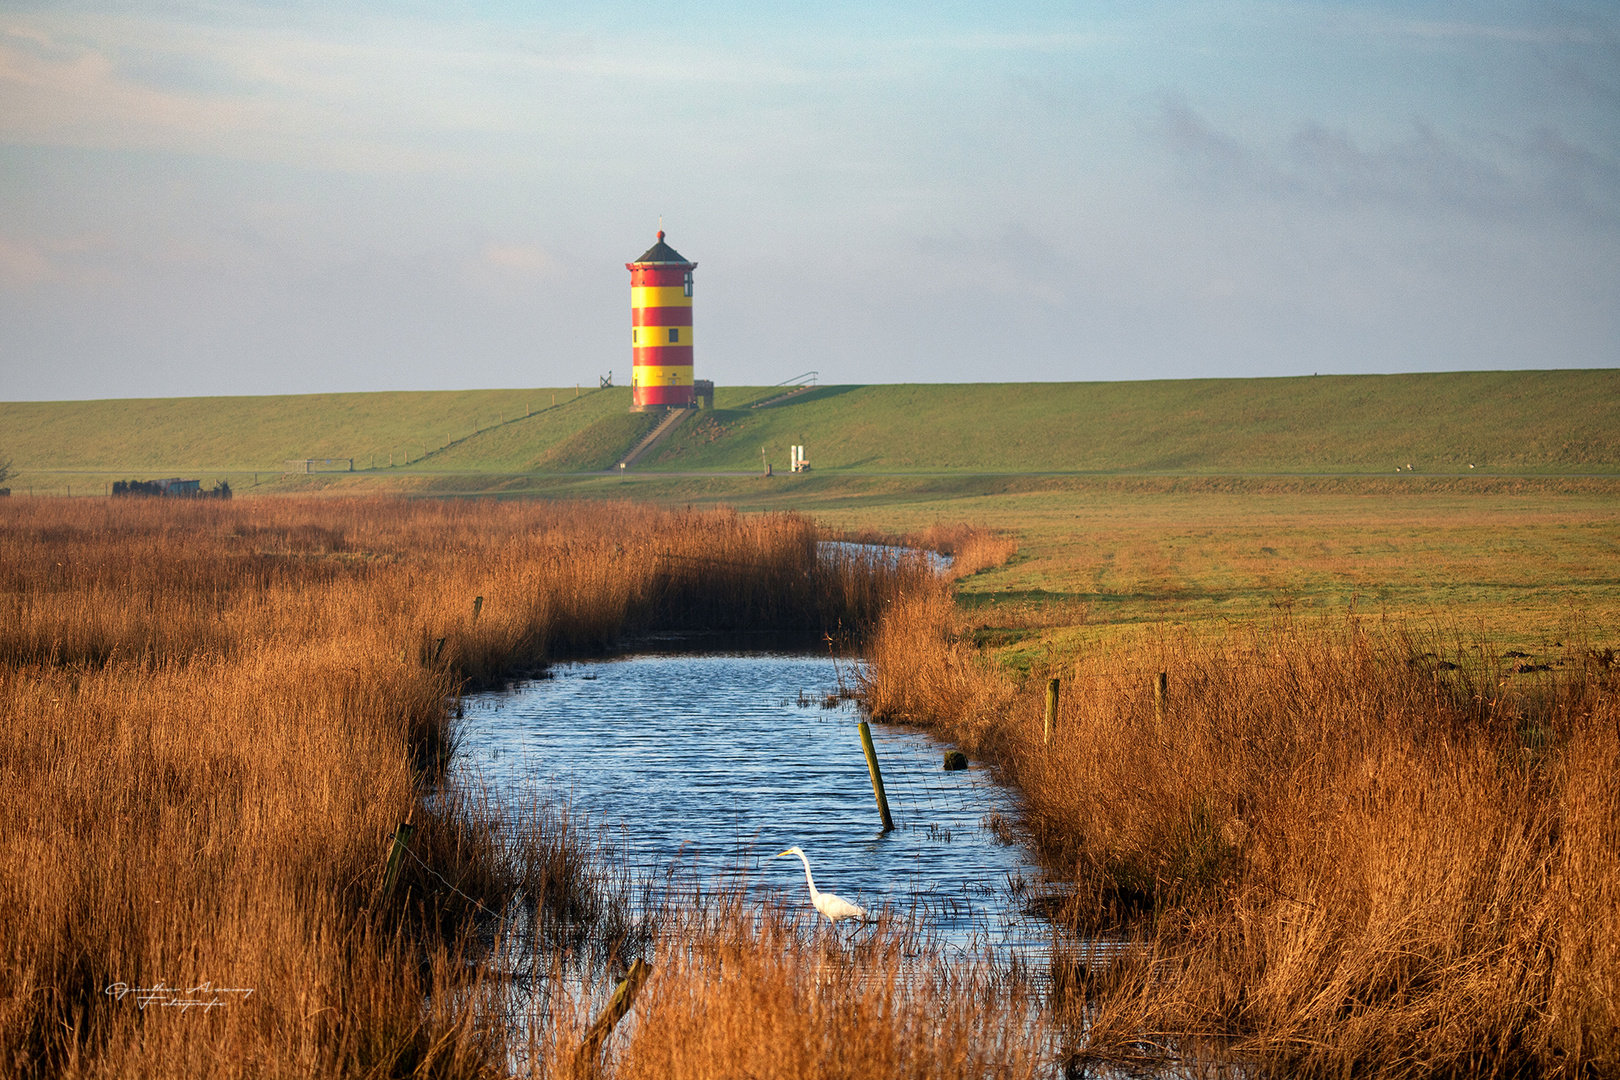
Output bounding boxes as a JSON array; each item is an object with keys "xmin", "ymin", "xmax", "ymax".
[{"xmin": 631, "ymin": 386, "xmax": 696, "ymax": 411}]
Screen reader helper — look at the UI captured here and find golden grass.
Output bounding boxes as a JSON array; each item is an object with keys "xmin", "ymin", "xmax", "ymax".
[
  {"xmin": 861, "ymin": 577, "xmax": 1620, "ymax": 1076},
  {"xmin": 14, "ymin": 489, "xmax": 1613, "ymax": 1077},
  {"xmin": 535, "ymin": 903, "xmax": 1047, "ymax": 1080},
  {"xmin": 0, "ymin": 496, "xmax": 929, "ymax": 1078}
]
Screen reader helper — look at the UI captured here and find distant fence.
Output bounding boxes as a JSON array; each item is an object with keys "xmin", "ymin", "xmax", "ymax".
[{"xmin": 284, "ymin": 459, "xmax": 354, "ymax": 474}]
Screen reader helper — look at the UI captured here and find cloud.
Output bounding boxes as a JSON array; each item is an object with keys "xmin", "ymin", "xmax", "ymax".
[
  {"xmin": 0, "ymin": 12, "xmax": 820, "ymax": 171},
  {"xmin": 1337, "ymin": 12, "xmax": 1603, "ymax": 47},
  {"xmin": 897, "ymin": 30, "xmax": 1108, "ymax": 54},
  {"xmin": 1158, "ymin": 98, "xmax": 1620, "ymax": 227},
  {"xmin": 909, "ymin": 224, "xmax": 1073, "ymax": 306},
  {"xmin": 1521, "ymin": 125, "xmax": 1620, "ymax": 221},
  {"xmin": 0, "ymin": 25, "xmax": 263, "ymax": 148},
  {"xmin": 473, "ymin": 242, "xmax": 567, "ymax": 286},
  {"xmin": 0, "ymin": 236, "xmax": 54, "ymax": 286},
  {"xmin": 0, "ymin": 20, "xmax": 479, "ymax": 173},
  {"xmin": 0, "ymin": 235, "xmax": 118, "ymax": 290},
  {"xmin": 1286, "ymin": 120, "xmax": 1518, "ymax": 214},
  {"xmin": 455, "ymin": 241, "xmax": 568, "ymax": 302},
  {"xmin": 1159, "ymin": 98, "xmax": 1252, "ymax": 184},
  {"xmin": 479, "ymin": 243, "xmax": 561, "ymax": 276}
]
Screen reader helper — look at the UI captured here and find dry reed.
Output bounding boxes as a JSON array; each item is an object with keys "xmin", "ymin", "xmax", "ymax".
[
  {"xmin": 862, "ymin": 580, "xmax": 1620, "ymax": 1076},
  {"xmin": 537, "ymin": 902, "xmax": 1048, "ymax": 1080},
  {"xmin": 22, "ymin": 491, "xmax": 1593, "ymax": 1077},
  {"xmin": 0, "ymin": 496, "xmax": 930, "ymax": 1078}
]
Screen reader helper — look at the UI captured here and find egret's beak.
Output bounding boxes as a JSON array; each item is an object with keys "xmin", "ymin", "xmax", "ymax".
[{"xmin": 773, "ymin": 849, "xmax": 793, "ymax": 858}]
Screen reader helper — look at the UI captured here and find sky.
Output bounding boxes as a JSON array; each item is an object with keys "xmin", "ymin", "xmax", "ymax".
[{"xmin": 1, "ymin": 1, "xmax": 1616, "ymax": 400}]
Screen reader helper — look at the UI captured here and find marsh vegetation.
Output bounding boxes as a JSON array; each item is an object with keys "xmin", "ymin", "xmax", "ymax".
[
  {"xmin": 3, "ymin": 493, "xmax": 1614, "ymax": 1077},
  {"xmin": 863, "ymin": 575, "xmax": 1620, "ymax": 1076},
  {"xmin": 0, "ymin": 497, "xmax": 938, "ymax": 1077}
]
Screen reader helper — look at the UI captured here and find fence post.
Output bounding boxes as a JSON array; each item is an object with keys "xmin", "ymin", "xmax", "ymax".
[
  {"xmin": 575, "ymin": 960, "xmax": 652, "ymax": 1076},
  {"xmin": 858, "ymin": 721, "xmax": 895, "ymax": 832},
  {"xmin": 472, "ymin": 596, "xmax": 483, "ymax": 622},
  {"xmin": 381, "ymin": 814, "xmax": 415, "ymax": 900},
  {"xmin": 1154, "ymin": 672, "xmax": 1168, "ymax": 723},
  {"xmin": 1045, "ymin": 677, "xmax": 1060, "ymax": 746}
]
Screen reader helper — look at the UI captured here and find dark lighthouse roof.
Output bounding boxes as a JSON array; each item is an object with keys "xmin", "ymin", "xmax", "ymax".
[{"xmin": 632, "ymin": 230, "xmax": 694, "ymax": 265}]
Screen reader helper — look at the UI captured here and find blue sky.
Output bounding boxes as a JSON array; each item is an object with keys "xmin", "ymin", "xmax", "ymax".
[{"xmin": 1, "ymin": 1, "xmax": 1615, "ymax": 399}]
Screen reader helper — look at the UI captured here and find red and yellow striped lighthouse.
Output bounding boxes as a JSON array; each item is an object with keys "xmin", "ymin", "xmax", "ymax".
[{"xmin": 627, "ymin": 231, "xmax": 696, "ymax": 410}]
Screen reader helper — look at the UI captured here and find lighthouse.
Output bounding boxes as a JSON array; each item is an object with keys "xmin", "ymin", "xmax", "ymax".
[{"xmin": 627, "ymin": 231, "xmax": 696, "ymax": 411}]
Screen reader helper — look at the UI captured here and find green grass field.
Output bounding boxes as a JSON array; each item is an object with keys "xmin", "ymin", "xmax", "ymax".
[
  {"xmin": 651, "ymin": 371, "xmax": 1620, "ymax": 474},
  {"xmin": 0, "ymin": 386, "xmax": 622, "ymax": 475},
  {"xmin": 4, "ymin": 371, "xmax": 1617, "ymax": 491}
]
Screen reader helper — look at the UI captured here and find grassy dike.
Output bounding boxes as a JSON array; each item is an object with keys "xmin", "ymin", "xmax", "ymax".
[
  {"xmin": 4, "ymin": 371, "xmax": 1618, "ymax": 492},
  {"xmin": 645, "ymin": 370, "xmax": 1620, "ymax": 474}
]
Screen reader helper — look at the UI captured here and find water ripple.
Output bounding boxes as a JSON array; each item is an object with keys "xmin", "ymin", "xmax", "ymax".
[{"xmin": 458, "ymin": 653, "xmax": 1049, "ymax": 955}]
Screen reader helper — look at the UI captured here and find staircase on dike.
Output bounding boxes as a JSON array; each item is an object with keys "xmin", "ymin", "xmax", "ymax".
[{"xmin": 615, "ymin": 408, "xmax": 694, "ymax": 470}]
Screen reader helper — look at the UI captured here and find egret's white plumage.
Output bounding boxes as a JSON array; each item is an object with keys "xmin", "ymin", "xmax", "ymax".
[{"xmin": 773, "ymin": 846, "xmax": 870, "ymax": 925}]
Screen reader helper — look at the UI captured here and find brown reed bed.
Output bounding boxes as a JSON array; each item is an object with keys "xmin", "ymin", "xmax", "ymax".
[
  {"xmin": 861, "ymin": 579, "xmax": 1620, "ymax": 1076},
  {"xmin": 31, "ymin": 491, "xmax": 1604, "ymax": 1078},
  {"xmin": 0, "ymin": 496, "xmax": 935, "ymax": 1078},
  {"xmin": 530, "ymin": 898, "xmax": 1049, "ymax": 1080}
]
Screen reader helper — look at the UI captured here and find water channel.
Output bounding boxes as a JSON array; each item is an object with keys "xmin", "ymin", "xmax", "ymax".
[{"xmin": 456, "ymin": 649, "xmax": 1050, "ymax": 958}]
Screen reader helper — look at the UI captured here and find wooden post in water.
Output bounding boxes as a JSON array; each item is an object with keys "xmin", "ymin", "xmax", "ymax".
[
  {"xmin": 575, "ymin": 960, "xmax": 651, "ymax": 1076},
  {"xmin": 858, "ymin": 721, "xmax": 895, "ymax": 832},
  {"xmin": 1154, "ymin": 672, "xmax": 1168, "ymax": 723},
  {"xmin": 472, "ymin": 595, "xmax": 483, "ymax": 622},
  {"xmin": 381, "ymin": 813, "xmax": 415, "ymax": 900},
  {"xmin": 1044, "ymin": 677, "xmax": 1060, "ymax": 746}
]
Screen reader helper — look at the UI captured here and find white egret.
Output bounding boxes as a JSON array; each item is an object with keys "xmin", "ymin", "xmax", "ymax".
[{"xmin": 773, "ymin": 846, "xmax": 871, "ymax": 926}]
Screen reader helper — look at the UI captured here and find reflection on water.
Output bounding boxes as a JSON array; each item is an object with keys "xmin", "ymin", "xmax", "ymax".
[
  {"xmin": 457, "ymin": 653, "xmax": 1047, "ymax": 955},
  {"xmin": 818, "ymin": 539, "xmax": 952, "ymax": 575}
]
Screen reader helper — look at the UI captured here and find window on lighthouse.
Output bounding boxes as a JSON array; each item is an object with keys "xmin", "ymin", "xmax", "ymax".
[
  {"xmin": 683, "ymin": 271, "xmax": 693, "ymax": 297},
  {"xmin": 669, "ymin": 328, "xmax": 679, "ymax": 343}
]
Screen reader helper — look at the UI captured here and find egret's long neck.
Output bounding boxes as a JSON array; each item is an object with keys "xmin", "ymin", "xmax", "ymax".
[{"xmin": 796, "ymin": 852, "xmax": 820, "ymax": 900}]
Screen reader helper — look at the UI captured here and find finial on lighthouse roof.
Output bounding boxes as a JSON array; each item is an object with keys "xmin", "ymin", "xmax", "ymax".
[{"xmin": 633, "ymin": 229, "xmax": 692, "ymax": 265}]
